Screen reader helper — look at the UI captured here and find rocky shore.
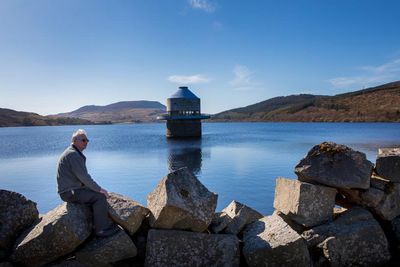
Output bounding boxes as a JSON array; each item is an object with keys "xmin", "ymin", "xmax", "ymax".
[{"xmin": 1, "ymin": 142, "xmax": 400, "ymax": 266}]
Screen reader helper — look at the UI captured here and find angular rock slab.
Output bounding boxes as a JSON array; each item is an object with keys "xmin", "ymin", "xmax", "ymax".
[
  {"xmin": 374, "ymin": 182, "xmax": 400, "ymax": 220},
  {"xmin": 221, "ymin": 200, "xmax": 263, "ymax": 235},
  {"xmin": 376, "ymin": 148, "xmax": 400, "ymax": 182},
  {"xmin": 242, "ymin": 213, "xmax": 311, "ymax": 267},
  {"xmin": 0, "ymin": 190, "xmax": 39, "ymax": 251},
  {"xmin": 76, "ymin": 229, "xmax": 137, "ymax": 267},
  {"xmin": 339, "ymin": 177, "xmax": 400, "ymax": 221},
  {"xmin": 338, "ymin": 187, "xmax": 384, "ymax": 209},
  {"xmin": 10, "ymin": 203, "xmax": 92, "ymax": 267},
  {"xmin": 274, "ymin": 178, "xmax": 337, "ymax": 227},
  {"xmin": 295, "ymin": 142, "xmax": 373, "ymax": 189},
  {"xmin": 302, "ymin": 207, "xmax": 390, "ymax": 266},
  {"xmin": 147, "ymin": 167, "xmax": 217, "ymax": 232},
  {"xmin": 107, "ymin": 192, "xmax": 149, "ymax": 235},
  {"xmin": 145, "ymin": 229, "xmax": 240, "ymax": 267},
  {"xmin": 209, "ymin": 212, "xmax": 232, "ymax": 234}
]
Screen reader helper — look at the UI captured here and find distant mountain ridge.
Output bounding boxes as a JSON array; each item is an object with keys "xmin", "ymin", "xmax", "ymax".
[
  {"xmin": 212, "ymin": 81, "xmax": 400, "ymax": 122},
  {"xmin": 0, "ymin": 108, "xmax": 93, "ymax": 127},
  {"xmin": 53, "ymin": 100, "xmax": 166, "ymax": 123},
  {"xmin": 70, "ymin": 101, "xmax": 165, "ymax": 114},
  {"xmin": 2, "ymin": 81, "xmax": 399, "ymax": 127}
]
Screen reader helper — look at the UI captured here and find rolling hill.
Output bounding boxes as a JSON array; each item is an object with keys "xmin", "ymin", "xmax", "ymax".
[
  {"xmin": 52, "ymin": 100, "xmax": 166, "ymax": 123},
  {"xmin": 0, "ymin": 108, "xmax": 94, "ymax": 127},
  {"xmin": 212, "ymin": 81, "xmax": 400, "ymax": 122}
]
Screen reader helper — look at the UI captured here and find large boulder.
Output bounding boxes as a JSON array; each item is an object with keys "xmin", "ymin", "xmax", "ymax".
[
  {"xmin": 338, "ymin": 176, "xmax": 400, "ymax": 220},
  {"xmin": 147, "ymin": 167, "xmax": 217, "ymax": 232},
  {"xmin": 302, "ymin": 207, "xmax": 390, "ymax": 266},
  {"xmin": 145, "ymin": 229, "xmax": 240, "ymax": 267},
  {"xmin": 242, "ymin": 212, "xmax": 310, "ymax": 267},
  {"xmin": 373, "ymin": 182, "xmax": 400, "ymax": 221},
  {"xmin": 10, "ymin": 203, "xmax": 92, "ymax": 267},
  {"xmin": 295, "ymin": 142, "xmax": 373, "ymax": 189},
  {"xmin": 338, "ymin": 186, "xmax": 384, "ymax": 209},
  {"xmin": 107, "ymin": 193, "xmax": 149, "ymax": 235},
  {"xmin": 0, "ymin": 190, "xmax": 39, "ymax": 251},
  {"xmin": 274, "ymin": 178, "xmax": 337, "ymax": 227},
  {"xmin": 375, "ymin": 148, "xmax": 400, "ymax": 182},
  {"xmin": 220, "ymin": 200, "xmax": 263, "ymax": 235},
  {"xmin": 75, "ymin": 229, "xmax": 137, "ymax": 267}
]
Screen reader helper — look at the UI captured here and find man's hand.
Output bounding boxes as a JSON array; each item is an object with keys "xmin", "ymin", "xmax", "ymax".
[{"xmin": 100, "ymin": 189, "xmax": 110, "ymax": 198}]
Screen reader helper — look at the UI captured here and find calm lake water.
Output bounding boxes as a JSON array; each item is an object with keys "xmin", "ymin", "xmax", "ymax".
[{"xmin": 1, "ymin": 122, "xmax": 399, "ymax": 215}]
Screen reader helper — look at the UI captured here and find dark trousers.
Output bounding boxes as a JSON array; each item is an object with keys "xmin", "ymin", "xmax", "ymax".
[{"xmin": 60, "ymin": 188, "xmax": 112, "ymax": 233}]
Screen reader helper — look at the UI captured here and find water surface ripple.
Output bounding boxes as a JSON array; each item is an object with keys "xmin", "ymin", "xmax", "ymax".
[{"xmin": 0, "ymin": 122, "xmax": 399, "ymax": 214}]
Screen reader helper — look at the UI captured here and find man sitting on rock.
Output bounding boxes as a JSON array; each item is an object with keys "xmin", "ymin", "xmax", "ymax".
[{"xmin": 57, "ymin": 129, "xmax": 119, "ymax": 237}]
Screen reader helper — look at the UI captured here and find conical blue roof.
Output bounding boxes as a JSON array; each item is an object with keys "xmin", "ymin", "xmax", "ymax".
[{"xmin": 169, "ymin": 86, "xmax": 199, "ymax": 99}]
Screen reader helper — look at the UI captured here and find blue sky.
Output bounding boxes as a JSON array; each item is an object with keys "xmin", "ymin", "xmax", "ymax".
[{"xmin": 1, "ymin": 0, "xmax": 399, "ymax": 115}]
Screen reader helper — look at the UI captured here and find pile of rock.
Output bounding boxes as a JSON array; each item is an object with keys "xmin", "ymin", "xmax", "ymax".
[
  {"xmin": 1, "ymin": 142, "xmax": 400, "ymax": 266},
  {"xmin": 245, "ymin": 142, "xmax": 398, "ymax": 266},
  {"xmin": 0, "ymin": 190, "xmax": 149, "ymax": 267}
]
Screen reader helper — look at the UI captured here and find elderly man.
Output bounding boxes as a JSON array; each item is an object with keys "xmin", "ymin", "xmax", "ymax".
[{"xmin": 57, "ymin": 129, "xmax": 119, "ymax": 237}]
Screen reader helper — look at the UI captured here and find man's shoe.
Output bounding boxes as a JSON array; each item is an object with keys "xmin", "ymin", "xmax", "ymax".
[{"xmin": 96, "ymin": 224, "xmax": 120, "ymax": 237}]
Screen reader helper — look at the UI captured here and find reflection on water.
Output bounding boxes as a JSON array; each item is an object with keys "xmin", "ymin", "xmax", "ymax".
[
  {"xmin": 167, "ymin": 139, "xmax": 204, "ymax": 175},
  {"xmin": 1, "ymin": 122, "xmax": 399, "ymax": 214}
]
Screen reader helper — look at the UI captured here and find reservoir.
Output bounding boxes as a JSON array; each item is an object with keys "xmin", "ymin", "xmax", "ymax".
[{"xmin": 0, "ymin": 122, "xmax": 399, "ymax": 214}]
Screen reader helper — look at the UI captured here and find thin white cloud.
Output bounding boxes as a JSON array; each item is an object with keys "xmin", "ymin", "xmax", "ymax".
[
  {"xmin": 188, "ymin": 0, "xmax": 216, "ymax": 13},
  {"xmin": 212, "ymin": 21, "xmax": 223, "ymax": 31},
  {"xmin": 168, "ymin": 74, "xmax": 210, "ymax": 85},
  {"xmin": 359, "ymin": 58, "xmax": 400, "ymax": 73},
  {"xmin": 230, "ymin": 64, "xmax": 253, "ymax": 89},
  {"xmin": 329, "ymin": 58, "xmax": 400, "ymax": 88}
]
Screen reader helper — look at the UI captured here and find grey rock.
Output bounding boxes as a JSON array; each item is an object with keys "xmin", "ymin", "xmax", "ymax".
[
  {"xmin": 0, "ymin": 262, "xmax": 13, "ymax": 267},
  {"xmin": 302, "ymin": 207, "xmax": 390, "ymax": 266},
  {"xmin": 76, "ymin": 229, "xmax": 137, "ymax": 267},
  {"xmin": 147, "ymin": 167, "xmax": 217, "ymax": 232},
  {"xmin": 370, "ymin": 174, "xmax": 389, "ymax": 190},
  {"xmin": 10, "ymin": 203, "xmax": 92, "ymax": 267},
  {"xmin": 273, "ymin": 177, "xmax": 337, "ymax": 227},
  {"xmin": 208, "ymin": 212, "xmax": 232, "ymax": 234},
  {"xmin": 0, "ymin": 190, "xmax": 39, "ymax": 251},
  {"xmin": 221, "ymin": 200, "xmax": 263, "ymax": 235},
  {"xmin": 374, "ymin": 182, "xmax": 400, "ymax": 220},
  {"xmin": 376, "ymin": 148, "xmax": 400, "ymax": 182},
  {"xmin": 295, "ymin": 142, "xmax": 373, "ymax": 189},
  {"xmin": 272, "ymin": 210, "xmax": 306, "ymax": 235},
  {"xmin": 339, "ymin": 180, "xmax": 400, "ymax": 220},
  {"xmin": 242, "ymin": 213, "xmax": 311, "ymax": 267},
  {"xmin": 360, "ymin": 187, "xmax": 386, "ymax": 207},
  {"xmin": 144, "ymin": 229, "xmax": 240, "ymax": 267},
  {"xmin": 338, "ymin": 187, "xmax": 385, "ymax": 208},
  {"xmin": 107, "ymin": 193, "xmax": 149, "ymax": 235}
]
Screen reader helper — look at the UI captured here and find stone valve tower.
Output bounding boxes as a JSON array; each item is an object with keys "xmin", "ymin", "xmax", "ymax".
[{"xmin": 157, "ymin": 86, "xmax": 210, "ymax": 138}]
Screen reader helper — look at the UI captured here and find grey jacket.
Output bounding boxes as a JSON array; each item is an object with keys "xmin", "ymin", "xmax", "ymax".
[{"xmin": 57, "ymin": 145, "xmax": 102, "ymax": 194}]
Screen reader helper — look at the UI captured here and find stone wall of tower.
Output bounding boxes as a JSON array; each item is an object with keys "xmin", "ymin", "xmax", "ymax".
[{"xmin": 166, "ymin": 120, "xmax": 202, "ymax": 138}]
